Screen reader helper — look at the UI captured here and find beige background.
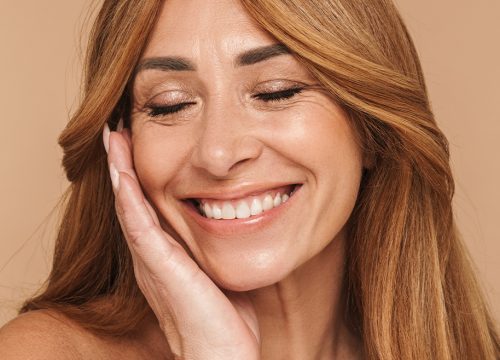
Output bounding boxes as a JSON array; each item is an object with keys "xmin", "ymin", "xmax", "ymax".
[{"xmin": 1, "ymin": 1, "xmax": 498, "ymax": 327}]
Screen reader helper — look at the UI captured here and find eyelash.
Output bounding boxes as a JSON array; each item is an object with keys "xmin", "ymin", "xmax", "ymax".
[{"xmin": 146, "ymin": 87, "xmax": 304, "ymax": 117}]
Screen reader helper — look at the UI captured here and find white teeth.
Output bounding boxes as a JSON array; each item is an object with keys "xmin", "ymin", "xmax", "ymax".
[
  {"xmin": 196, "ymin": 186, "xmax": 299, "ymax": 220},
  {"xmin": 250, "ymin": 198, "xmax": 263, "ymax": 216},
  {"xmin": 203, "ymin": 202, "xmax": 213, "ymax": 218},
  {"xmin": 273, "ymin": 193, "xmax": 282, "ymax": 207},
  {"xmin": 262, "ymin": 194, "xmax": 274, "ymax": 211},
  {"xmin": 212, "ymin": 204, "xmax": 222, "ymax": 219},
  {"xmin": 236, "ymin": 201, "xmax": 251, "ymax": 219},
  {"xmin": 222, "ymin": 202, "xmax": 236, "ymax": 219}
]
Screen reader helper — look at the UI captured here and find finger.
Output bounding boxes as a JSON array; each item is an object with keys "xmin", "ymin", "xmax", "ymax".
[
  {"xmin": 108, "ymin": 131, "xmax": 138, "ymax": 182},
  {"xmin": 114, "ymin": 172, "xmax": 201, "ymax": 308},
  {"xmin": 115, "ymin": 171, "xmax": 176, "ymax": 264},
  {"xmin": 115, "ymin": 173, "xmax": 203, "ymax": 278},
  {"xmin": 106, "ymin": 126, "xmax": 159, "ymax": 226},
  {"xmin": 144, "ymin": 198, "xmax": 161, "ymax": 226}
]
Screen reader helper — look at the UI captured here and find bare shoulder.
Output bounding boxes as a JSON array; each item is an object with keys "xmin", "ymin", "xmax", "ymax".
[
  {"xmin": 0, "ymin": 309, "xmax": 87, "ymax": 359},
  {"xmin": 0, "ymin": 309, "xmax": 174, "ymax": 360}
]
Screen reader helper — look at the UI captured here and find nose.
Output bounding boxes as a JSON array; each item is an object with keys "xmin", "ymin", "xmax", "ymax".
[{"xmin": 189, "ymin": 100, "xmax": 263, "ymax": 178}]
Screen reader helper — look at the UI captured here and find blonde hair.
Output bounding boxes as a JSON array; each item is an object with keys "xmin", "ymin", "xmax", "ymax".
[{"xmin": 21, "ymin": 0, "xmax": 499, "ymax": 358}]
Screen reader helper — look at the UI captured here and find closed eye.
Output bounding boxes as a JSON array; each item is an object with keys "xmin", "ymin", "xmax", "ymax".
[
  {"xmin": 145, "ymin": 87, "xmax": 305, "ymax": 118},
  {"xmin": 147, "ymin": 102, "xmax": 196, "ymax": 117},
  {"xmin": 252, "ymin": 87, "xmax": 304, "ymax": 102}
]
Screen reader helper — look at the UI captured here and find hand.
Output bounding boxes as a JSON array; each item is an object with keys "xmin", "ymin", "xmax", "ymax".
[{"xmin": 103, "ymin": 122, "xmax": 260, "ymax": 360}]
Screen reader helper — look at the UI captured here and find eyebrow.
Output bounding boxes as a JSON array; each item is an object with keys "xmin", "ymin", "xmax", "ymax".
[
  {"xmin": 135, "ymin": 44, "xmax": 291, "ymax": 73},
  {"xmin": 236, "ymin": 43, "xmax": 291, "ymax": 66}
]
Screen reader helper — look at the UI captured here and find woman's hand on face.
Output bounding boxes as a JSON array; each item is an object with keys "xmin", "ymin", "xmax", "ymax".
[{"xmin": 103, "ymin": 121, "xmax": 260, "ymax": 360}]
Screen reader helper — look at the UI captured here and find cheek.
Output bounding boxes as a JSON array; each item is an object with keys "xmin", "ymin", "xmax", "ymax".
[
  {"xmin": 132, "ymin": 128, "xmax": 190, "ymax": 194},
  {"xmin": 268, "ymin": 104, "xmax": 363, "ymax": 229},
  {"xmin": 264, "ymin": 102, "xmax": 363, "ymax": 179},
  {"xmin": 307, "ymin": 110, "xmax": 363, "ymax": 203}
]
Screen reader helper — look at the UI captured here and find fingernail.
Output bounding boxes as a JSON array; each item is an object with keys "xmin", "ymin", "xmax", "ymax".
[
  {"xmin": 103, "ymin": 123, "xmax": 110, "ymax": 153},
  {"xmin": 110, "ymin": 162, "xmax": 120, "ymax": 191},
  {"xmin": 117, "ymin": 118, "xmax": 124, "ymax": 132}
]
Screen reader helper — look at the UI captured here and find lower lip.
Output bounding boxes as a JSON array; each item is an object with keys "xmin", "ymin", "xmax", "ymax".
[{"xmin": 181, "ymin": 184, "xmax": 303, "ymax": 236}]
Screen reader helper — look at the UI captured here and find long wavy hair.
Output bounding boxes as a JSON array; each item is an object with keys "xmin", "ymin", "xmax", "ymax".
[{"xmin": 21, "ymin": 0, "xmax": 499, "ymax": 358}]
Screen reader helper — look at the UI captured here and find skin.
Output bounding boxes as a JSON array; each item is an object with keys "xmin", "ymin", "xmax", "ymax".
[
  {"xmin": 106, "ymin": 0, "xmax": 366, "ymax": 359},
  {"xmin": 0, "ymin": 0, "xmax": 366, "ymax": 359}
]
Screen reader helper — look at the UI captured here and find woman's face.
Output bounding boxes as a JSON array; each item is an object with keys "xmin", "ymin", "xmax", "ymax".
[{"xmin": 130, "ymin": 0, "xmax": 364, "ymax": 291}]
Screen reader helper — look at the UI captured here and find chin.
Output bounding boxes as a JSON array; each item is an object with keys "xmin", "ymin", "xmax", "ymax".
[{"xmin": 198, "ymin": 249, "xmax": 295, "ymax": 292}]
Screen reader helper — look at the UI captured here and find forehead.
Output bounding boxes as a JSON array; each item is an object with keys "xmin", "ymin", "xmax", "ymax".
[{"xmin": 142, "ymin": 0, "xmax": 277, "ymax": 59}]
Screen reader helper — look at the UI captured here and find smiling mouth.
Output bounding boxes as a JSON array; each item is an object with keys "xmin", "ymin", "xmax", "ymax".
[{"xmin": 185, "ymin": 184, "xmax": 302, "ymax": 220}]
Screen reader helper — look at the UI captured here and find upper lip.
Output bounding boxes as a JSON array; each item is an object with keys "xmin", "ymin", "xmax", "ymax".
[{"xmin": 181, "ymin": 182, "xmax": 301, "ymax": 201}]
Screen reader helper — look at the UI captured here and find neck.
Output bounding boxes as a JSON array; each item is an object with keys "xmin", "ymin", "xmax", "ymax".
[
  {"xmin": 246, "ymin": 228, "xmax": 362, "ymax": 359},
  {"xmin": 141, "ymin": 228, "xmax": 362, "ymax": 359}
]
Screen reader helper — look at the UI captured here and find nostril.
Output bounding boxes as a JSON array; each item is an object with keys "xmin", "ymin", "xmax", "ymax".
[{"xmin": 229, "ymin": 158, "xmax": 252, "ymax": 173}]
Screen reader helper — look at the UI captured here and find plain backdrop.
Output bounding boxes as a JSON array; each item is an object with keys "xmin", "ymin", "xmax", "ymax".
[{"xmin": 1, "ymin": 1, "xmax": 499, "ymax": 327}]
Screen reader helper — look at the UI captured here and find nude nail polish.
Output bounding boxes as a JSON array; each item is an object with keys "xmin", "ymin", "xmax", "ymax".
[{"xmin": 103, "ymin": 123, "xmax": 110, "ymax": 153}]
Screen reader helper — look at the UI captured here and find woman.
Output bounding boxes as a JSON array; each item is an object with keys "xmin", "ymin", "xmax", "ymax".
[{"xmin": 0, "ymin": 0, "xmax": 498, "ymax": 359}]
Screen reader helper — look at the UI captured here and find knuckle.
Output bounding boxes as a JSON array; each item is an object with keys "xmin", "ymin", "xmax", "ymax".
[
  {"xmin": 115, "ymin": 201, "xmax": 125, "ymax": 218},
  {"xmin": 126, "ymin": 223, "xmax": 156, "ymax": 249}
]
